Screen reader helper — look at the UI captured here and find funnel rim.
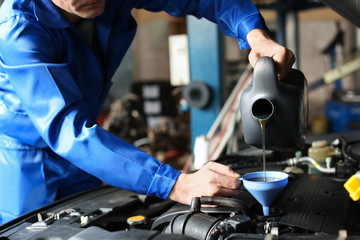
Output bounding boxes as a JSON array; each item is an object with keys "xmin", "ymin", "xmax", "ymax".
[{"xmin": 240, "ymin": 171, "xmax": 289, "ymax": 184}]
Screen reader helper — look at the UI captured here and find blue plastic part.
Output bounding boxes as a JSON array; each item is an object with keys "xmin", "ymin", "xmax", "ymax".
[
  {"xmin": 325, "ymin": 100, "xmax": 360, "ymax": 132},
  {"xmin": 240, "ymin": 171, "xmax": 288, "ymax": 216},
  {"xmin": 186, "ymin": 16, "xmax": 223, "ymax": 149}
]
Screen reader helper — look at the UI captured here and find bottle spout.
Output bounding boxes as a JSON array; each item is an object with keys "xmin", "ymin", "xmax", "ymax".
[{"xmin": 252, "ymin": 98, "xmax": 274, "ymax": 121}]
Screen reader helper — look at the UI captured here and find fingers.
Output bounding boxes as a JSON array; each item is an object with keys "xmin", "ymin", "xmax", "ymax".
[
  {"xmin": 202, "ymin": 175, "xmax": 241, "ymax": 198},
  {"xmin": 168, "ymin": 163, "xmax": 241, "ymax": 205},
  {"xmin": 248, "ymin": 50, "xmax": 260, "ymax": 68},
  {"xmin": 272, "ymin": 47, "xmax": 296, "ymax": 80},
  {"xmin": 213, "ymin": 171, "xmax": 241, "ymax": 190},
  {"xmin": 246, "ymin": 29, "xmax": 295, "ymax": 80},
  {"xmin": 217, "ymin": 187, "xmax": 241, "ymax": 197},
  {"xmin": 205, "ymin": 162, "xmax": 241, "ymax": 189},
  {"xmin": 205, "ymin": 182, "xmax": 241, "ymax": 196},
  {"xmin": 249, "ymin": 47, "xmax": 295, "ymax": 80},
  {"xmin": 206, "ymin": 162, "xmax": 240, "ymax": 178}
]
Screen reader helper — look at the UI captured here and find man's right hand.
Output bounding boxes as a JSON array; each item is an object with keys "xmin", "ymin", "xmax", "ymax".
[{"xmin": 168, "ymin": 162, "xmax": 241, "ymax": 205}]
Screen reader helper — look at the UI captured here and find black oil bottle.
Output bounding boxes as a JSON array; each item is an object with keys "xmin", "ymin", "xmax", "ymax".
[{"xmin": 240, "ymin": 57, "xmax": 308, "ymax": 151}]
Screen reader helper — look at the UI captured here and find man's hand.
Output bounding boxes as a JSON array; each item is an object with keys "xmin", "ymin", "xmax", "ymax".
[
  {"xmin": 168, "ymin": 162, "xmax": 240, "ymax": 205},
  {"xmin": 246, "ymin": 29, "xmax": 295, "ymax": 80}
]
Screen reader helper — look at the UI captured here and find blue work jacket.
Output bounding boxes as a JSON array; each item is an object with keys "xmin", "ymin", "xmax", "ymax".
[{"xmin": 0, "ymin": 0, "xmax": 267, "ymax": 223}]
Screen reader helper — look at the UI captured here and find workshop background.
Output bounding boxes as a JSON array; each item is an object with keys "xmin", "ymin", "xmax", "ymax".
[
  {"xmin": 0, "ymin": 0, "xmax": 359, "ymax": 169},
  {"xmin": 3, "ymin": 1, "xmax": 360, "ymax": 239},
  {"xmin": 96, "ymin": 0, "xmax": 360, "ymax": 171}
]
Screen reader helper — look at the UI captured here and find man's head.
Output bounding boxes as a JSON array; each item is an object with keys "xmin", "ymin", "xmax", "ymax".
[{"xmin": 51, "ymin": 0, "xmax": 106, "ymax": 23}]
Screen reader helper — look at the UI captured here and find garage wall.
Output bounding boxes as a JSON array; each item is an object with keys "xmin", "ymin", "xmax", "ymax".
[
  {"xmin": 132, "ymin": 10, "xmax": 186, "ymax": 82},
  {"xmin": 106, "ymin": 11, "xmax": 186, "ymax": 109},
  {"xmin": 115, "ymin": 7, "xmax": 359, "ymax": 132},
  {"xmin": 300, "ymin": 20, "xmax": 357, "ymax": 120}
]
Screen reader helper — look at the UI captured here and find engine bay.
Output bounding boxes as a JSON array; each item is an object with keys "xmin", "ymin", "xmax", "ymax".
[{"xmin": 1, "ymin": 133, "xmax": 360, "ymax": 240}]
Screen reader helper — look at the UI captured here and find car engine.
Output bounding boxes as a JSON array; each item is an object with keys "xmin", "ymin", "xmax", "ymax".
[{"xmin": 1, "ymin": 134, "xmax": 360, "ymax": 240}]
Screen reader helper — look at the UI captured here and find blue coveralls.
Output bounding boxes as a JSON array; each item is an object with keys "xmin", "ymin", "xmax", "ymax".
[{"xmin": 0, "ymin": 0, "xmax": 267, "ymax": 224}]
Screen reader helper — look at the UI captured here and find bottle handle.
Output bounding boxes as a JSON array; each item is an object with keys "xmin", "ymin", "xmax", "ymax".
[{"xmin": 252, "ymin": 56, "xmax": 278, "ymax": 90}]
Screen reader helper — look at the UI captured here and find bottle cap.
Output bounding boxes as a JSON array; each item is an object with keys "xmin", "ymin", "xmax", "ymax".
[
  {"xmin": 311, "ymin": 140, "xmax": 327, "ymax": 148},
  {"xmin": 344, "ymin": 174, "xmax": 360, "ymax": 201},
  {"xmin": 127, "ymin": 215, "xmax": 146, "ymax": 225}
]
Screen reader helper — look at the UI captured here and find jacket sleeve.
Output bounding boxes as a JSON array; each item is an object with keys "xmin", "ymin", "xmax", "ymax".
[
  {"xmin": 0, "ymin": 14, "xmax": 180, "ymax": 200},
  {"xmin": 132, "ymin": 0, "xmax": 268, "ymax": 49}
]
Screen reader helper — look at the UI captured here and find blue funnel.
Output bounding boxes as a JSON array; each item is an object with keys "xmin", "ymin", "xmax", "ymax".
[{"xmin": 240, "ymin": 171, "xmax": 288, "ymax": 216}]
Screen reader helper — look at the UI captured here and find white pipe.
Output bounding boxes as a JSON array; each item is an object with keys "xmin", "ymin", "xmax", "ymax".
[
  {"xmin": 287, "ymin": 157, "xmax": 336, "ymax": 174},
  {"xmin": 323, "ymin": 57, "xmax": 360, "ymax": 84}
]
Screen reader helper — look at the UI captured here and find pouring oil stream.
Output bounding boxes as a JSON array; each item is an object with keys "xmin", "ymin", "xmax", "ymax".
[{"xmin": 256, "ymin": 114, "xmax": 270, "ymax": 182}]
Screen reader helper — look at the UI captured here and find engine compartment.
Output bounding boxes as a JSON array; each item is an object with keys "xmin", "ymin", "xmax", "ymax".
[
  {"xmin": 1, "ymin": 135, "xmax": 360, "ymax": 240},
  {"xmin": 1, "ymin": 174, "xmax": 358, "ymax": 240}
]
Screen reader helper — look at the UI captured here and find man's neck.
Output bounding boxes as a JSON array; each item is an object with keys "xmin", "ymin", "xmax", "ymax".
[{"xmin": 56, "ymin": 6, "xmax": 82, "ymax": 23}]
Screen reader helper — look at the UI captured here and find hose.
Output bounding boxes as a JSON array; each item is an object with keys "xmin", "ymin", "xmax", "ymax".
[
  {"xmin": 338, "ymin": 136, "xmax": 359, "ymax": 164},
  {"xmin": 286, "ymin": 157, "xmax": 335, "ymax": 174},
  {"xmin": 199, "ymin": 196, "xmax": 254, "ymax": 218}
]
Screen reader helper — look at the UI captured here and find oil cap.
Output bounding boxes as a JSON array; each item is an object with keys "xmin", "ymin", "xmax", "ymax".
[
  {"xmin": 127, "ymin": 215, "xmax": 147, "ymax": 228},
  {"xmin": 344, "ymin": 171, "xmax": 360, "ymax": 201}
]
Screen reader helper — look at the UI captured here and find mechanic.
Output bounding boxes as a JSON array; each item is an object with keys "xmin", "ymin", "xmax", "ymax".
[{"xmin": 0, "ymin": 0, "xmax": 295, "ymax": 224}]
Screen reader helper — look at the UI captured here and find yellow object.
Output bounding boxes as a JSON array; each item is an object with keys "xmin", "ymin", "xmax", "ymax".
[
  {"xmin": 344, "ymin": 172, "xmax": 360, "ymax": 201},
  {"xmin": 311, "ymin": 117, "xmax": 328, "ymax": 135},
  {"xmin": 127, "ymin": 215, "xmax": 146, "ymax": 225}
]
